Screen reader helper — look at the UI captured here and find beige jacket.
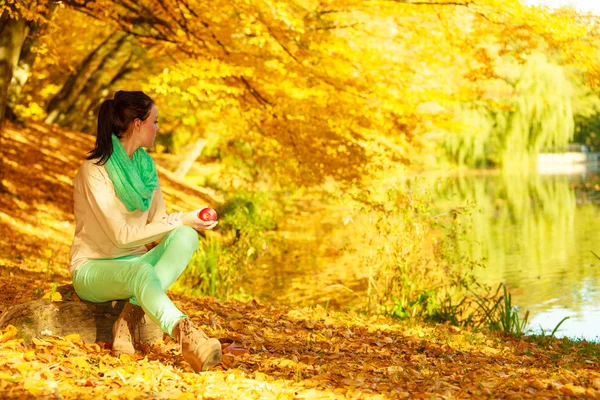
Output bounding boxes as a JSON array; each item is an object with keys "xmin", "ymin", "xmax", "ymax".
[{"xmin": 69, "ymin": 159, "xmax": 178, "ymax": 275}]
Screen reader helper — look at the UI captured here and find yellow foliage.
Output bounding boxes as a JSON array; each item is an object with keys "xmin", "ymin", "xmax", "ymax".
[{"xmin": 8, "ymin": 0, "xmax": 600, "ymax": 182}]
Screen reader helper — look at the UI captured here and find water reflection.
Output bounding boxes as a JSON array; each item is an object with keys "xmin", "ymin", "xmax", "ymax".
[
  {"xmin": 247, "ymin": 167, "xmax": 600, "ymax": 340},
  {"xmin": 433, "ymin": 168, "xmax": 600, "ymax": 340}
]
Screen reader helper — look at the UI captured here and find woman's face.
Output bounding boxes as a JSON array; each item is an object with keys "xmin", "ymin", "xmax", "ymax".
[{"xmin": 137, "ymin": 105, "xmax": 159, "ymax": 148}]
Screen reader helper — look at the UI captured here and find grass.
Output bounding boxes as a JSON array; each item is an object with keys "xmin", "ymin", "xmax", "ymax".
[
  {"xmin": 472, "ymin": 282, "xmax": 530, "ymax": 336},
  {"xmin": 176, "ymin": 191, "xmax": 277, "ymax": 299}
]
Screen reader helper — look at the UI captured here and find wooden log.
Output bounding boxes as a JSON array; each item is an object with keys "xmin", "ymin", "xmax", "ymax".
[{"xmin": 0, "ymin": 284, "xmax": 163, "ymax": 345}]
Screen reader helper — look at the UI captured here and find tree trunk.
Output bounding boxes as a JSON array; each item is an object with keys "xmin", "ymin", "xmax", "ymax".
[
  {"xmin": 173, "ymin": 138, "xmax": 208, "ymax": 179},
  {"xmin": 0, "ymin": 285, "xmax": 163, "ymax": 345},
  {"xmin": 69, "ymin": 63, "xmax": 134, "ymax": 134},
  {"xmin": 59, "ymin": 36, "xmax": 136, "ymax": 133},
  {"xmin": 6, "ymin": 16, "xmax": 48, "ymax": 118},
  {"xmin": 70, "ymin": 42, "xmax": 150, "ymax": 133},
  {"xmin": 0, "ymin": 12, "xmax": 27, "ymax": 126},
  {"xmin": 0, "ymin": 11, "xmax": 28, "ymax": 193},
  {"xmin": 44, "ymin": 31, "xmax": 130, "ymax": 126}
]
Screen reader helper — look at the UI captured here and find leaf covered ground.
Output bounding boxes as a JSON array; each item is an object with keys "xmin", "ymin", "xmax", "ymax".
[{"xmin": 1, "ymin": 121, "xmax": 600, "ymax": 399}]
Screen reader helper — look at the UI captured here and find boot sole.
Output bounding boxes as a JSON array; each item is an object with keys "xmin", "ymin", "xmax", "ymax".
[
  {"xmin": 112, "ymin": 347, "xmax": 135, "ymax": 357},
  {"xmin": 201, "ymin": 347, "xmax": 223, "ymax": 371},
  {"xmin": 184, "ymin": 338, "xmax": 223, "ymax": 372}
]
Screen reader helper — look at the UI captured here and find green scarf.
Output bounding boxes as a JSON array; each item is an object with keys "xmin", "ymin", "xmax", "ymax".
[{"xmin": 105, "ymin": 134, "xmax": 158, "ymax": 212}]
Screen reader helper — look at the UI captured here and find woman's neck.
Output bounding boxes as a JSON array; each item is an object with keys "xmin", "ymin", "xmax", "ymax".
[{"xmin": 119, "ymin": 135, "xmax": 138, "ymax": 158}]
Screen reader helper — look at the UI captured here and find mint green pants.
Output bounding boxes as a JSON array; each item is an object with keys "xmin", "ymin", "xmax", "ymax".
[{"xmin": 72, "ymin": 226, "xmax": 198, "ymax": 336}]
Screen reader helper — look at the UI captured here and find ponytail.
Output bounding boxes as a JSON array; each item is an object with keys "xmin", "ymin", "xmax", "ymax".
[
  {"xmin": 87, "ymin": 91, "xmax": 154, "ymax": 165},
  {"xmin": 88, "ymin": 99, "xmax": 115, "ymax": 165}
]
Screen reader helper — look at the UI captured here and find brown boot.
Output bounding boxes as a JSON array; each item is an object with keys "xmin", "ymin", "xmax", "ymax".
[
  {"xmin": 173, "ymin": 318, "xmax": 222, "ymax": 372},
  {"xmin": 112, "ymin": 302, "xmax": 145, "ymax": 356}
]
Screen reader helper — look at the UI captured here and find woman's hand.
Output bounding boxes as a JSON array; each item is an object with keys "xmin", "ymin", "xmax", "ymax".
[
  {"xmin": 166, "ymin": 211, "xmax": 184, "ymax": 225},
  {"xmin": 181, "ymin": 209, "xmax": 218, "ymax": 231}
]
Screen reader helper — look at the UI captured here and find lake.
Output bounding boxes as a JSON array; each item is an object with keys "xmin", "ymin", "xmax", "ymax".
[
  {"xmin": 433, "ymin": 166, "xmax": 600, "ymax": 341},
  {"xmin": 247, "ymin": 165, "xmax": 600, "ymax": 341}
]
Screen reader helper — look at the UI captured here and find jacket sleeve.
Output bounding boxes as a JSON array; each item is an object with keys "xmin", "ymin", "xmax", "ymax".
[
  {"xmin": 78, "ymin": 162, "xmax": 180, "ymax": 249},
  {"xmin": 147, "ymin": 184, "xmax": 167, "ymax": 223}
]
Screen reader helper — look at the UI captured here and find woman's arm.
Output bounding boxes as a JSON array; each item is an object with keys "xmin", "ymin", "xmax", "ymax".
[
  {"xmin": 78, "ymin": 162, "xmax": 180, "ymax": 249},
  {"xmin": 147, "ymin": 184, "xmax": 167, "ymax": 223}
]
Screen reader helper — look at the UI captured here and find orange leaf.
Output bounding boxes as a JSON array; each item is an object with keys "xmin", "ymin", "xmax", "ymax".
[{"xmin": 0, "ymin": 325, "xmax": 17, "ymax": 343}]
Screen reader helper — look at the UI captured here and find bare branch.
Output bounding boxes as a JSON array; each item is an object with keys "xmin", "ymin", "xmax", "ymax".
[
  {"xmin": 265, "ymin": 25, "xmax": 299, "ymax": 62},
  {"xmin": 316, "ymin": 22, "xmax": 360, "ymax": 30},
  {"xmin": 239, "ymin": 76, "xmax": 271, "ymax": 106},
  {"xmin": 178, "ymin": 0, "xmax": 229, "ymax": 55}
]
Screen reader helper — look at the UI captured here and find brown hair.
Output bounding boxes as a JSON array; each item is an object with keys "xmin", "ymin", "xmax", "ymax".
[{"xmin": 88, "ymin": 90, "xmax": 154, "ymax": 165}]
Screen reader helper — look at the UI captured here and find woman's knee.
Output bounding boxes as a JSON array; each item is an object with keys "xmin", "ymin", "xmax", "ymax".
[
  {"xmin": 170, "ymin": 225, "xmax": 199, "ymax": 252},
  {"xmin": 130, "ymin": 262, "xmax": 160, "ymax": 289}
]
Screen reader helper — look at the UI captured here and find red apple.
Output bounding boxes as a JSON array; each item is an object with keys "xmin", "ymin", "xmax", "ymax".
[{"xmin": 198, "ymin": 207, "xmax": 218, "ymax": 221}]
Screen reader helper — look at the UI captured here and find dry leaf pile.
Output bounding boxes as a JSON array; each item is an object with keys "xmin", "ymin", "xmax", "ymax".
[
  {"xmin": 1, "ymin": 121, "xmax": 600, "ymax": 399},
  {"xmin": 2, "ymin": 296, "xmax": 600, "ymax": 399}
]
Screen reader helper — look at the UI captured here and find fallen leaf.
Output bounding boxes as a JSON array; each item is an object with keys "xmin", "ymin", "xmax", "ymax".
[
  {"xmin": 63, "ymin": 333, "xmax": 81, "ymax": 342},
  {"xmin": 42, "ymin": 291, "xmax": 62, "ymax": 302},
  {"xmin": 0, "ymin": 325, "xmax": 17, "ymax": 343},
  {"xmin": 229, "ymin": 320, "xmax": 245, "ymax": 331}
]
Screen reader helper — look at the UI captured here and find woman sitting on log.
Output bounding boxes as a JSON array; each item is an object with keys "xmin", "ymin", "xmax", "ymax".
[{"xmin": 69, "ymin": 90, "xmax": 222, "ymax": 372}]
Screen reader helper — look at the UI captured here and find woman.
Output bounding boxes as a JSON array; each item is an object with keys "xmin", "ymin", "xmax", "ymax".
[{"xmin": 69, "ymin": 90, "xmax": 222, "ymax": 372}]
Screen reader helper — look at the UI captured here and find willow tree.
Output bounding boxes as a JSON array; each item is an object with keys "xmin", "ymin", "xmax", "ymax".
[
  {"xmin": 445, "ymin": 54, "xmax": 575, "ymax": 168},
  {"xmin": 501, "ymin": 54, "xmax": 574, "ymax": 166},
  {"xmin": 443, "ymin": 105, "xmax": 493, "ymax": 168},
  {"xmin": 571, "ymin": 76, "xmax": 600, "ymax": 152}
]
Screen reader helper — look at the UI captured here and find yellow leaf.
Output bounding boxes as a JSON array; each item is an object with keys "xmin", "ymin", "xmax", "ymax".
[
  {"xmin": 143, "ymin": 368, "xmax": 154, "ymax": 382},
  {"xmin": 24, "ymin": 351, "xmax": 36, "ymax": 361},
  {"xmin": 278, "ymin": 359, "xmax": 298, "ymax": 368},
  {"xmin": 63, "ymin": 333, "xmax": 81, "ymax": 342},
  {"xmin": 31, "ymin": 338, "xmax": 50, "ymax": 347},
  {"xmin": 253, "ymin": 372, "xmax": 272, "ymax": 381},
  {"xmin": 529, "ymin": 379, "xmax": 547, "ymax": 390},
  {"xmin": 42, "ymin": 291, "xmax": 62, "ymax": 302},
  {"xmin": 229, "ymin": 320, "xmax": 245, "ymax": 331},
  {"xmin": 0, "ymin": 325, "xmax": 17, "ymax": 343},
  {"xmin": 561, "ymin": 384, "xmax": 586, "ymax": 396},
  {"xmin": 16, "ymin": 362, "xmax": 33, "ymax": 373},
  {"xmin": 23, "ymin": 379, "xmax": 46, "ymax": 396},
  {"xmin": 0, "ymin": 372, "xmax": 16, "ymax": 382},
  {"xmin": 304, "ymin": 320, "xmax": 316, "ymax": 329}
]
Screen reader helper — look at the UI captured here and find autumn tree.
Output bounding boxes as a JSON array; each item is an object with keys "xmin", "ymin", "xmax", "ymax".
[{"xmin": 4, "ymin": 0, "xmax": 600, "ymax": 186}]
